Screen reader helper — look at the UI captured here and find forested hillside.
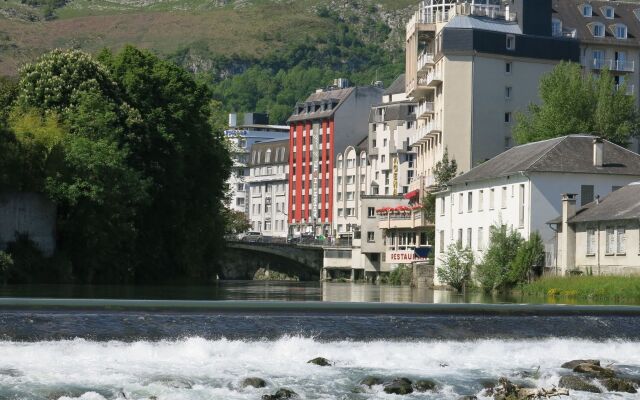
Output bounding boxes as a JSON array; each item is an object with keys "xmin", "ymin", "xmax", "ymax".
[{"xmin": 0, "ymin": 0, "xmax": 416, "ymax": 123}]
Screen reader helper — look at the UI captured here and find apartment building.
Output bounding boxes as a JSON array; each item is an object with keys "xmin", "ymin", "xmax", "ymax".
[
  {"xmin": 225, "ymin": 113, "xmax": 289, "ymax": 213},
  {"xmin": 247, "ymin": 139, "xmax": 289, "ymax": 238},
  {"xmin": 287, "ymin": 80, "xmax": 384, "ymax": 236},
  {"xmin": 368, "ymin": 74, "xmax": 419, "ymax": 196},
  {"xmin": 405, "ymin": 0, "xmax": 579, "ymax": 193},
  {"xmin": 553, "ymin": 0, "xmax": 640, "ymax": 152},
  {"xmin": 434, "ymin": 135, "xmax": 640, "ymax": 280},
  {"xmin": 333, "ymin": 144, "xmax": 369, "ymax": 238}
]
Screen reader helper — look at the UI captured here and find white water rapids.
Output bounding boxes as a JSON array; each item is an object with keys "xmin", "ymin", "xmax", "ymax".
[{"xmin": 0, "ymin": 337, "xmax": 639, "ymax": 399}]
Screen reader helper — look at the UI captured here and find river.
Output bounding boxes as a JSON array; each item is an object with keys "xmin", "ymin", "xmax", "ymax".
[{"xmin": 0, "ymin": 281, "xmax": 639, "ymax": 399}]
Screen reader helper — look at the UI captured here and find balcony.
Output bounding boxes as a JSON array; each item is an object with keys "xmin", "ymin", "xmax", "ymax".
[
  {"xmin": 416, "ymin": 101, "xmax": 434, "ymax": 119},
  {"xmin": 417, "ymin": 52, "xmax": 435, "ymax": 73},
  {"xmin": 409, "ymin": 121, "xmax": 441, "ymax": 147},
  {"xmin": 583, "ymin": 58, "xmax": 635, "ymax": 73},
  {"xmin": 425, "ymin": 69, "xmax": 442, "ymax": 87},
  {"xmin": 377, "ymin": 207, "xmax": 433, "ymax": 230},
  {"xmin": 409, "ymin": 174, "xmax": 436, "ymax": 193}
]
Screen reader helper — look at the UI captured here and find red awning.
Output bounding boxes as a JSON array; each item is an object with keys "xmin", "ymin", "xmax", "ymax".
[{"xmin": 404, "ymin": 190, "xmax": 419, "ymax": 200}]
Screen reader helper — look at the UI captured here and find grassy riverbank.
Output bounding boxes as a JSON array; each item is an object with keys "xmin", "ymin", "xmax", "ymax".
[{"xmin": 521, "ymin": 276, "xmax": 640, "ymax": 301}]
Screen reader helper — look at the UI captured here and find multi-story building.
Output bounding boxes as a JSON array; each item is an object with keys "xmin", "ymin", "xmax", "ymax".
[
  {"xmin": 287, "ymin": 80, "xmax": 384, "ymax": 236},
  {"xmin": 553, "ymin": 0, "xmax": 640, "ymax": 153},
  {"xmin": 225, "ymin": 113, "xmax": 288, "ymax": 213},
  {"xmin": 405, "ymin": 0, "xmax": 580, "ymax": 193},
  {"xmin": 333, "ymin": 144, "xmax": 369, "ymax": 239},
  {"xmin": 368, "ymin": 74, "xmax": 419, "ymax": 197},
  {"xmin": 434, "ymin": 135, "xmax": 640, "ymax": 280},
  {"xmin": 247, "ymin": 139, "xmax": 290, "ymax": 238}
]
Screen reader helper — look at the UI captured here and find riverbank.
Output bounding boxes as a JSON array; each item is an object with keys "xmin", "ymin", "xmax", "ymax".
[{"xmin": 521, "ymin": 275, "xmax": 640, "ymax": 302}]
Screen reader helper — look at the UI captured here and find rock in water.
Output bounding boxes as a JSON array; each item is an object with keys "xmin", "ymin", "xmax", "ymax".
[
  {"xmin": 458, "ymin": 396, "xmax": 478, "ymax": 400},
  {"xmin": 241, "ymin": 377, "xmax": 267, "ymax": 388},
  {"xmin": 384, "ymin": 378, "xmax": 413, "ymax": 395},
  {"xmin": 307, "ymin": 357, "xmax": 332, "ymax": 366},
  {"xmin": 359, "ymin": 376, "xmax": 384, "ymax": 387},
  {"xmin": 559, "ymin": 375, "xmax": 601, "ymax": 393},
  {"xmin": 561, "ymin": 360, "xmax": 600, "ymax": 369},
  {"xmin": 149, "ymin": 376, "xmax": 193, "ymax": 389},
  {"xmin": 261, "ymin": 388, "xmax": 298, "ymax": 399},
  {"xmin": 600, "ymin": 378, "xmax": 638, "ymax": 393},
  {"xmin": 413, "ymin": 379, "xmax": 438, "ymax": 392},
  {"xmin": 573, "ymin": 363, "xmax": 616, "ymax": 379}
]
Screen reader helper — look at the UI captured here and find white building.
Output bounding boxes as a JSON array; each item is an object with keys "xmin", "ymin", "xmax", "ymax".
[
  {"xmin": 247, "ymin": 139, "xmax": 290, "ymax": 238},
  {"xmin": 225, "ymin": 113, "xmax": 288, "ymax": 214},
  {"xmin": 550, "ymin": 183, "xmax": 640, "ymax": 276},
  {"xmin": 435, "ymin": 135, "xmax": 640, "ymax": 280},
  {"xmin": 333, "ymin": 144, "xmax": 369, "ymax": 239}
]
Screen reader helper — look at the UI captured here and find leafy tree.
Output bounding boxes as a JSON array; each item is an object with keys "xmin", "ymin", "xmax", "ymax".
[
  {"xmin": 510, "ymin": 232, "xmax": 545, "ymax": 285},
  {"xmin": 0, "ymin": 251, "xmax": 13, "ymax": 285},
  {"xmin": 0, "ymin": 76, "xmax": 18, "ymax": 125},
  {"xmin": 475, "ymin": 224, "xmax": 524, "ymax": 292},
  {"xmin": 433, "ymin": 148, "xmax": 458, "ymax": 187},
  {"xmin": 514, "ymin": 62, "xmax": 639, "ymax": 146},
  {"xmin": 223, "ymin": 209, "xmax": 251, "ymax": 235},
  {"xmin": 437, "ymin": 244, "xmax": 474, "ymax": 293}
]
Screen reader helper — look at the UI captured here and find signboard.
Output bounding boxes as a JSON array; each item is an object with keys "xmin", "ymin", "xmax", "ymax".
[{"xmin": 386, "ymin": 250, "xmax": 428, "ymax": 263}]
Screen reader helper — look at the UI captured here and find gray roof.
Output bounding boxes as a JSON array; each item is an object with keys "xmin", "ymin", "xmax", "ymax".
[
  {"xmin": 449, "ymin": 135, "xmax": 640, "ymax": 185},
  {"xmin": 287, "ymin": 87, "xmax": 354, "ymax": 123},
  {"xmin": 553, "ymin": 1, "xmax": 640, "ymax": 45},
  {"xmin": 562, "ymin": 183, "xmax": 640, "ymax": 224},
  {"xmin": 369, "ymin": 101, "xmax": 417, "ymax": 123},
  {"xmin": 383, "ymin": 74, "xmax": 406, "ymax": 96},
  {"xmin": 445, "ymin": 15, "xmax": 522, "ymax": 34}
]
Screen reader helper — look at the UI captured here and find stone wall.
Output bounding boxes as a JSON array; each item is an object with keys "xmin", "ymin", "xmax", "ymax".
[
  {"xmin": 0, "ymin": 193, "xmax": 56, "ymax": 256},
  {"xmin": 412, "ymin": 262, "xmax": 434, "ymax": 288}
]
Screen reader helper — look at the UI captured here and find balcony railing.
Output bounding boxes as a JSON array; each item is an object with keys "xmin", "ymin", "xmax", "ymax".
[
  {"xmin": 416, "ymin": 101, "xmax": 434, "ymax": 119},
  {"xmin": 408, "ymin": 2, "xmax": 514, "ymax": 30},
  {"xmin": 417, "ymin": 52, "xmax": 434, "ymax": 72},
  {"xmin": 377, "ymin": 209, "xmax": 433, "ymax": 230},
  {"xmin": 583, "ymin": 58, "xmax": 635, "ymax": 73},
  {"xmin": 426, "ymin": 69, "xmax": 442, "ymax": 87}
]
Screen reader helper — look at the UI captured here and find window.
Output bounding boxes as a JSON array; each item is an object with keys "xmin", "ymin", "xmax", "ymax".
[
  {"xmin": 606, "ymin": 227, "xmax": 615, "ymax": 254},
  {"xmin": 347, "ymin": 208, "xmax": 355, "ymax": 217},
  {"xmin": 478, "ymin": 190, "xmax": 484, "ymax": 212},
  {"xmin": 237, "ymin": 183, "xmax": 244, "ymax": 191},
  {"xmin": 440, "ymin": 197, "xmax": 445, "ymax": 216},
  {"xmin": 367, "ymin": 232, "xmax": 375, "ymax": 242},
  {"xmin": 338, "ymin": 208, "xmax": 344, "ymax": 217},
  {"xmin": 505, "ymin": 86, "xmax": 512, "ymax": 99},
  {"xmin": 552, "ymin": 18, "xmax": 562, "ymax": 37},
  {"xmin": 466, "ymin": 228, "xmax": 472, "ymax": 249},
  {"xmin": 467, "ymin": 192, "xmax": 473, "ymax": 213},
  {"xmin": 383, "ymin": 138, "xmax": 388, "ymax": 147},
  {"xmin": 458, "ymin": 193, "xmax": 464, "ymax": 214},
  {"xmin": 347, "ymin": 192, "xmax": 354, "ymax": 201},
  {"xmin": 603, "ymin": 6, "xmax": 614, "ymax": 19},
  {"xmin": 381, "ymin": 155, "xmax": 386, "ymax": 163},
  {"xmin": 592, "ymin": 50, "xmax": 604, "ymax": 68},
  {"xmin": 457, "ymin": 229, "xmax": 463, "ymax": 248},
  {"xmin": 592, "ymin": 23, "xmax": 605, "ymax": 38},
  {"xmin": 346, "ymin": 158, "xmax": 355, "ymax": 168},
  {"xmin": 614, "ymin": 24, "xmax": 628, "ymax": 39},
  {"xmin": 489, "ymin": 189, "xmax": 495, "ymax": 210},
  {"xmin": 265, "ymin": 221, "xmax": 272, "ymax": 231},
  {"xmin": 478, "ymin": 227, "xmax": 484, "ymax": 251},
  {"xmin": 347, "ymin": 176, "xmax": 355, "ymax": 185},
  {"xmin": 504, "ymin": 112, "xmax": 512, "ymax": 123},
  {"xmin": 501, "ymin": 187, "xmax": 508, "ymax": 209},
  {"xmin": 581, "ymin": 185, "xmax": 594, "ymax": 206},
  {"xmin": 617, "ymin": 226, "xmax": 626, "ymax": 254},
  {"xmin": 586, "ymin": 227, "xmax": 596, "ymax": 255},
  {"xmin": 236, "ymin": 198, "xmax": 244, "ymax": 206},
  {"xmin": 439, "ymin": 230, "xmax": 445, "ymax": 253},
  {"xmin": 265, "ymin": 149, "xmax": 271, "ymax": 163},
  {"xmin": 506, "ymin": 35, "xmax": 515, "ymax": 51},
  {"xmin": 518, "ymin": 184, "xmax": 525, "ymax": 228},
  {"xmin": 582, "ymin": 4, "xmax": 592, "ymax": 17},
  {"xmin": 368, "ymin": 207, "xmax": 375, "ymax": 218},
  {"xmin": 505, "ymin": 62, "xmax": 512, "ymax": 74}
]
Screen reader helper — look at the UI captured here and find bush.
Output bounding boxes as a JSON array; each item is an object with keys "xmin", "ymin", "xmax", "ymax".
[
  {"xmin": 437, "ymin": 244, "xmax": 474, "ymax": 293},
  {"xmin": 510, "ymin": 231, "xmax": 545, "ymax": 284},
  {"xmin": 388, "ymin": 264, "xmax": 412, "ymax": 286},
  {"xmin": 475, "ymin": 224, "xmax": 524, "ymax": 292},
  {"xmin": 0, "ymin": 251, "xmax": 14, "ymax": 284}
]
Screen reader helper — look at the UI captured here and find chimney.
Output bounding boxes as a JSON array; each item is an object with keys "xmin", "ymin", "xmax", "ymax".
[
  {"xmin": 593, "ymin": 137, "xmax": 604, "ymax": 167},
  {"xmin": 559, "ymin": 193, "xmax": 577, "ymax": 275}
]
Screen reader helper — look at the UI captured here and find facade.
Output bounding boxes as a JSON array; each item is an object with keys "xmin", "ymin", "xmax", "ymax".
[
  {"xmin": 225, "ymin": 113, "xmax": 289, "ymax": 214},
  {"xmin": 287, "ymin": 80, "xmax": 384, "ymax": 236},
  {"xmin": 247, "ymin": 139, "xmax": 290, "ymax": 238},
  {"xmin": 552, "ymin": 183, "xmax": 640, "ymax": 276},
  {"xmin": 435, "ymin": 135, "xmax": 640, "ymax": 280},
  {"xmin": 405, "ymin": 0, "xmax": 580, "ymax": 194},
  {"xmin": 333, "ymin": 144, "xmax": 369, "ymax": 239}
]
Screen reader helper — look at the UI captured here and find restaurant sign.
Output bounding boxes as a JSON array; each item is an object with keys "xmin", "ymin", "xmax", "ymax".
[{"xmin": 386, "ymin": 250, "xmax": 428, "ymax": 263}]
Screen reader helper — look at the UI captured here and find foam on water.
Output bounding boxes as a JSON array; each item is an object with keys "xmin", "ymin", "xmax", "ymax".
[{"xmin": 0, "ymin": 337, "xmax": 639, "ymax": 399}]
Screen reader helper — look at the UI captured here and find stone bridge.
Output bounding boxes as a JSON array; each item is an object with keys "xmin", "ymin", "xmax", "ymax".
[{"xmin": 225, "ymin": 241, "xmax": 324, "ymax": 279}]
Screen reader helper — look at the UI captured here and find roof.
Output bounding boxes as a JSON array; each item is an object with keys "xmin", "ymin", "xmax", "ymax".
[
  {"xmin": 369, "ymin": 102, "xmax": 417, "ymax": 123},
  {"xmin": 449, "ymin": 135, "xmax": 640, "ymax": 185},
  {"xmin": 249, "ymin": 139, "xmax": 289, "ymax": 167},
  {"xmin": 553, "ymin": 0, "xmax": 640, "ymax": 45},
  {"xmin": 287, "ymin": 87, "xmax": 354, "ymax": 123},
  {"xmin": 383, "ymin": 74, "xmax": 406, "ymax": 96},
  {"xmin": 551, "ymin": 183, "xmax": 640, "ymax": 224},
  {"xmin": 445, "ymin": 15, "xmax": 522, "ymax": 34}
]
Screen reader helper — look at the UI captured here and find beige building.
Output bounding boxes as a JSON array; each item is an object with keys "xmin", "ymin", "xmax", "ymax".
[
  {"xmin": 552, "ymin": 183, "xmax": 640, "ymax": 276},
  {"xmin": 405, "ymin": 0, "xmax": 580, "ymax": 193}
]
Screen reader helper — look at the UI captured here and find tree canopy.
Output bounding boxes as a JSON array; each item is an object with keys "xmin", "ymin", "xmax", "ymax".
[
  {"xmin": 514, "ymin": 61, "xmax": 640, "ymax": 146},
  {"xmin": 1, "ymin": 47, "xmax": 231, "ymax": 284}
]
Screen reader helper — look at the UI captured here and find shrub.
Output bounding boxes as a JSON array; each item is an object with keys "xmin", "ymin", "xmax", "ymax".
[
  {"xmin": 0, "ymin": 251, "xmax": 14, "ymax": 284},
  {"xmin": 509, "ymin": 232, "xmax": 545, "ymax": 285},
  {"xmin": 475, "ymin": 224, "xmax": 523, "ymax": 292},
  {"xmin": 388, "ymin": 264, "xmax": 412, "ymax": 286},
  {"xmin": 437, "ymin": 244, "xmax": 474, "ymax": 293}
]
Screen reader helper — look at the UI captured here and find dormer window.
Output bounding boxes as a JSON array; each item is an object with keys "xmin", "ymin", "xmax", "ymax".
[
  {"xmin": 591, "ymin": 22, "xmax": 605, "ymax": 37},
  {"xmin": 582, "ymin": 4, "xmax": 592, "ymax": 17},
  {"xmin": 635, "ymin": 9, "xmax": 640, "ymax": 21},
  {"xmin": 552, "ymin": 18, "xmax": 562, "ymax": 37},
  {"xmin": 602, "ymin": 6, "xmax": 614, "ymax": 19},
  {"xmin": 614, "ymin": 24, "xmax": 628, "ymax": 39},
  {"xmin": 506, "ymin": 34, "xmax": 516, "ymax": 50}
]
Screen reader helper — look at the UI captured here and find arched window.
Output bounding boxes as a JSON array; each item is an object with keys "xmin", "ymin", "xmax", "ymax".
[
  {"xmin": 252, "ymin": 151, "xmax": 258, "ymax": 164},
  {"xmin": 614, "ymin": 24, "xmax": 628, "ymax": 39},
  {"xmin": 265, "ymin": 149, "xmax": 272, "ymax": 163},
  {"xmin": 581, "ymin": 4, "xmax": 592, "ymax": 17},
  {"xmin": 591, "ymin": 22, "xmax": 605, "ymax": 37},
  {"xmin": 602, "ymin": 6, "xmax": 614, "ymax": 19},
  {"xmin": 337, "ymin": 154, "xmax": 343, "ymax": 169}
]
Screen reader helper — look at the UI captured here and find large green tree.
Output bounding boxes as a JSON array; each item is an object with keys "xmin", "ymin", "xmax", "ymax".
[{"xmin": 514, "ymin": 62, "xmax": 640, "ymax": 146}]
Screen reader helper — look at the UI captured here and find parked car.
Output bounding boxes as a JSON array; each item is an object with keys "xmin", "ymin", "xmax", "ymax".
[{"xmin": 240, "ymin": 231, "xmax": 263, "ymax": 242}]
